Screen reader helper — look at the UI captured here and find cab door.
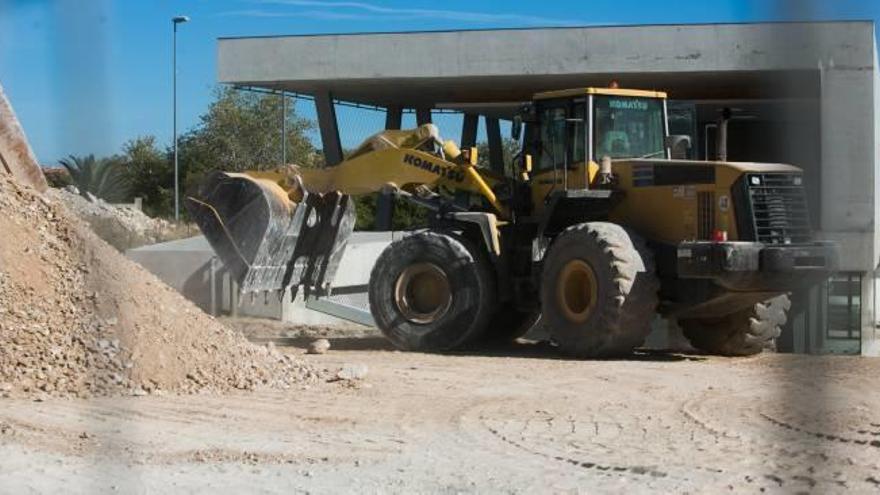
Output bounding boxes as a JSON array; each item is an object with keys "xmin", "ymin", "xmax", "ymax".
[{"xmin": 527, "ymin": 98, "xmax": 590, "ymax": 214}]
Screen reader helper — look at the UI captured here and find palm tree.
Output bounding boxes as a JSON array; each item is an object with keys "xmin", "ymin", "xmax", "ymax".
[{"xmin": 58, "ymin": 154, "xmax": 130, "ymax": 203}]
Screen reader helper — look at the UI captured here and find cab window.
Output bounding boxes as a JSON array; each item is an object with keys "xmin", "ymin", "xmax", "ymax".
[{"xmin": 593, "ymin": 96, "xmax": 664, "ymax": 159}]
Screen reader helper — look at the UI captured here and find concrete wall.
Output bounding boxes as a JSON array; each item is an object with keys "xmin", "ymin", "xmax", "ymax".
[
  {"xmin": 219, "ymin": 23, "xmax": 870, "ymax": 90},
  {"xmin": 126, "ymin": 233, "xmax": 391, "ymax": 326}
]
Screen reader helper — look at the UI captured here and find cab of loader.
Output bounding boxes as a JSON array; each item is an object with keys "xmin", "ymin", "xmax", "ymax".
[{"xmin": 510, "ymin": 87, "xmax": 690, "ymax": 218}]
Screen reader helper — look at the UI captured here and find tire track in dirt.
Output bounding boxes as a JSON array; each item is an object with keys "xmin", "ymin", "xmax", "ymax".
[
  {"xmin": 458, "ymin": 386, "xmax": 867, "ymax": 493},
  {"xmin": 455, "ymin": 397, "xmax": 737, "ymax": 491},
  {"xmin": 681, "ymin": 386, "xmax": 880, "ymax": 492},
  {"xmin": 760, "ymin": 413, "xmax": 880, "ymax": 448}
]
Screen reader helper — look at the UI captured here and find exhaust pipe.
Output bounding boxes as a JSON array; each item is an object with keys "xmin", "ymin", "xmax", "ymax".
[{"xmin": 716, "ymin": 107, "xmax": 732, "ymax": 162}]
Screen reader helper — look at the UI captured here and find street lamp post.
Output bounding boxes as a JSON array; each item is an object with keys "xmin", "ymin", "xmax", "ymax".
[{"xmin": 172, "ymin": 15, "xmax": 189, "ymax": 221}]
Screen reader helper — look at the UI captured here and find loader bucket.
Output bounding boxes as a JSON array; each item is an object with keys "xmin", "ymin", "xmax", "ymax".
[{"xmin": 185, "ymin": 171, "xmax": 356, "ymax": 295}]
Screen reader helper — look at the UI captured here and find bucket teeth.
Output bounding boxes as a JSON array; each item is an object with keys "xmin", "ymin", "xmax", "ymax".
[{"xmin": 185, "ymin": 171, "xmax": 355, "ymax": 295}]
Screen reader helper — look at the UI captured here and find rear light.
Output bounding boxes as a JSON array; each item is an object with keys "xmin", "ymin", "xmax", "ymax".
[{"xmin": 712, "ymin": 230, "xmax": 728, "ymax": 242}]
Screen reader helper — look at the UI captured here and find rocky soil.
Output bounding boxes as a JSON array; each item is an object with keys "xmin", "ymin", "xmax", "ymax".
[
  {"xmin": 0, "ymin": 175, "xmax": 324, "ymax": 399},
  {"xmin": 48, "ymin": 186, "xmax": 191, "ymax": 251}
]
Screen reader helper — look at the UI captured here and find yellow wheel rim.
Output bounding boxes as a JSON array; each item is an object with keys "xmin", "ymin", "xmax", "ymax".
[
  {"xmin": 556, "ymin": 259, "xmax": 598, "ymax": 324},
  {"xmin": 394, "ymin": 262, "xmax": 452, "ymax": 324}
]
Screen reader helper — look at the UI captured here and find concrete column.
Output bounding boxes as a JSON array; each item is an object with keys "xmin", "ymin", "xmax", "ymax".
[
  {"xmin": 818, "ymin": 64, "xmax": 876, "ymax": 271},
  {"xmin": 460, "ymin": 114, "xmax": 479, "ymax": 149},
  {"xmin": 861, "ymin": 271, "xmax": 879, "ymax": 356},
  {"xmin": 776, "ymin": 287, "xmax": 825, "ymax": 354},
  {"xmin": 314, "ymin": 91, "xmax": 343, "ymax": 166},
  {"xmin": 817, "ymin": 57, "xmax": 879, "ymax": 355},
  {"xmin": 486, "ymin": 117, "xmax": 504, "ymax": 174},
  {"xmin": 416, "ymin": 107, "xmax": 432, "ymax": 126},
  {"xmin": 453, "ymin": 114, "xmax": 481, "ymax": 208},
  {"xmin": 385, "ymin": 105, "xmax": 403, "ymax": 130},
  {"xmin": 375, "ymin": 105, "xmax": 401, "ymax": 231}
]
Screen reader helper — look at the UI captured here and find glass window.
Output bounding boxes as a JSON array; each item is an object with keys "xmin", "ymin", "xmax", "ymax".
[
  {"xmin": 538, "ymin": 106, "xmax": 566, "ymax": 171},
  {"xmin": 537, "ymin": 102, "xmax": 586, "ymax": 172},
  {"xmin": 594, "ymin": 96, "xmax": 665, "ymax": 159},
  {"xmin": 667, "ymin": 101, "xmax": 696, "ymax": 159},
  {"xmin": 826, "ymin": 273, "xmax": 861, "ymax": 340}
]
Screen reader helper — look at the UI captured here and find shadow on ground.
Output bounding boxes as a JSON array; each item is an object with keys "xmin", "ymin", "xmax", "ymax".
[{"xmin": 249, "ymin": 333, "xmax": 705, "ymax": 362}]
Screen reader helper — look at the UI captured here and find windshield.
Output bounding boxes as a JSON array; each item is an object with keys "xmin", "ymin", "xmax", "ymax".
[{"xmin": 593, "ymin": 96, "xmax": 665, "ymax": 159}]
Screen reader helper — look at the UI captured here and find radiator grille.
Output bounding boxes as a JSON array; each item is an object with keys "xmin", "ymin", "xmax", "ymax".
[
  {"xmin": 697, "ymin": 191, "xmax": 715, "ymax": 240},
  {"xmin": 745, "ymin": 173, "xmax": 811, "ymax": 244}
]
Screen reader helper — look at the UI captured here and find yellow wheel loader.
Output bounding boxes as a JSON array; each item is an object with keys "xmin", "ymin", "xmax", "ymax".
[{"xmin": 187, "ymin": 87, "xmax": 838, "ymax": 357}]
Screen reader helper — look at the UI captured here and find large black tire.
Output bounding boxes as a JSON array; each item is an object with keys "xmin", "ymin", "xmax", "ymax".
[
  {"xmin": 679, "ymin": 295, "xmax": 790, "ymax": 356},
  {"xmin": 368, "ymin": 231, "xmax": 496, "ymax": 352},
  {"xmin": 540, "ymin": 222, "xmax": 659, "ymax": 358}
]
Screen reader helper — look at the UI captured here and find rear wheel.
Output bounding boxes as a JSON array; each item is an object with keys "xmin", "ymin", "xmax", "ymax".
[
  {"xmin": 679, "ymin": 295, "xmax": 790, "ymax": 356},
  {"xmin": 368, "ymin": 231, "xmax": 496, "ymax": 352},
  {"xmin": 540, "ymin": 222, "xmax": 659, "ymax": 358}
]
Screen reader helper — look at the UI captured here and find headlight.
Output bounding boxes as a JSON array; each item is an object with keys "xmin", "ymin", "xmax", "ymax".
[
  {"xmin": 750, "ymin": 176, "xmax": 762, "ymax": 186},
  {"xmin": 793, "ymin": 176, "xmax": 803, "ymax": 186}
]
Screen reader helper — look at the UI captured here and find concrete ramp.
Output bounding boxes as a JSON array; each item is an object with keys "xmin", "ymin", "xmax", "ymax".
[{"xmin": 0, "ymin": 83, "xmax": 47, "ymax": 192}]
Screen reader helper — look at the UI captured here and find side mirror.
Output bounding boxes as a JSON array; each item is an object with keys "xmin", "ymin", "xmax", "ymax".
[
  {"xmin": 665, "ymin": 135, "xmax": 692, "ymax": 159},
  {"xmin": 511, "ymin": 115, "xmax": 523, "ymax": 141}
]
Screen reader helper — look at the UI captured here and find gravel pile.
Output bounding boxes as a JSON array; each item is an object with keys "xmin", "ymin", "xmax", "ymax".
[
  {"xmin": 48, "ymin": 186, "xmax": 189, "ymax": 251},
  {"xmin": 0, "ymin": 175, "xmax": 323, "ymax": 398}
]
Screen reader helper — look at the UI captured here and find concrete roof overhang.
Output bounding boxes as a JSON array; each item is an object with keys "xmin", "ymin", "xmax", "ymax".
[{"xmin": 218, "ymin": 21, "xmax": 873, "ymax": 108}]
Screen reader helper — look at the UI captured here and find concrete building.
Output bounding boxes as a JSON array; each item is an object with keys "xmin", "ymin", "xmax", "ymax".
[{"xmin": 214, "ymin": 21, "xmax": 879, "ymax": 355}]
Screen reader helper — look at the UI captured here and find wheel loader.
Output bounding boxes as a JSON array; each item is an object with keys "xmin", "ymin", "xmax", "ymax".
[{"xmin": 187, "ymin": 86, "xmax": 839, "ymax": 357}]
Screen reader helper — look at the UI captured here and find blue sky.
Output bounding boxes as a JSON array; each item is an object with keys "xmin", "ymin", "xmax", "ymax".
[{"xmin": 0, "ymin": 0, "xmax": 877, "ymax": 164}]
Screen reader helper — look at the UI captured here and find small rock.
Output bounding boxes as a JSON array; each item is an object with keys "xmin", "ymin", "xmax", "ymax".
[
  {"xmin": 336, "ymin": 363, "xmax": 368, "ymax": 381},
  {"xmin": 308, "ymin": 339, "xmax": 331, "ymax": 355}
]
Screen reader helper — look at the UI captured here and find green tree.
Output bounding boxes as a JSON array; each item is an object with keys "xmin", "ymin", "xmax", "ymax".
[
  {"xmin": 122, "ymin": 136, "xmax": 174, "ymax": 217},
  {"xmin": 353, "ymin": 193, "xmax": 427, "ymax": 231},
  {"xmin": 179, "ymin": 86, "xmax": 319, "ymax": 191},
  {"xmin": 58, "ymin": 154, "xmax": 129, "ymax": 202},
  {"xmin": 476, "ymin": 137, "xmax": 522, "ymax": 176}
]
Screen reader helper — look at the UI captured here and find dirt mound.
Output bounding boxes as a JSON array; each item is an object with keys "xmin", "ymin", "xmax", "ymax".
[
  {"xmin": 0, "ymin": 175, "xmax": 322, "ymax": 398},
  {"xmin": 48, "ymin": 187, "xmax": 190, "ymax": 251}
]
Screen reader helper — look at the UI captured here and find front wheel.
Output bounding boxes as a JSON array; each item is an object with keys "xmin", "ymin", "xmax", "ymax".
[{"xmin": 368, "ymin": 231, "xmax": 496, "ymax": 352}]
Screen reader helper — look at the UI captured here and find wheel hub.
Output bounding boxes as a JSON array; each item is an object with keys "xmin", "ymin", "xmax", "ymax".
[
  {"xmin": 394, "ymin": 262, "xmax": 452, "ymax": 324},
  {"xmin": 556, "ymin": 259, "xmax": 598, "ymax": 324}
]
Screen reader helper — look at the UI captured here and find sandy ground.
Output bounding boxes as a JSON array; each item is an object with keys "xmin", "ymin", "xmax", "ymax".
[{"xmin": 1, "ymin": 320, "xmax": 879, "ymax": 494}]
